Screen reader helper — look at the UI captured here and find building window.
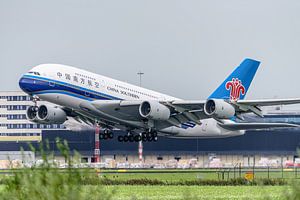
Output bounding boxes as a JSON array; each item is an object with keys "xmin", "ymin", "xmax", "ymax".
[
  {"xmin": 0, "ymin": 132, "xmax": 41, "ymax": 137},
  {"xmin": 6, "ymin": 105, "xmax": 27, "ymax": 110},
  {"xmin": 6, "ymin": 96, "xmax": 32, "ymax": 101},
  {"xmin": 2, "ymin": 123, "xmax": 65, "ymax": 129}
]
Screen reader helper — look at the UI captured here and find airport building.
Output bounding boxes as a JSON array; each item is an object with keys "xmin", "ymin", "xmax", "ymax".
[
  {"xmin": 0, "ymin": 91, "xmax": 65, "ymax": 142},
  {"xmin": 0, "ymin": 91, "xmax": 300, "ymax": 168}
]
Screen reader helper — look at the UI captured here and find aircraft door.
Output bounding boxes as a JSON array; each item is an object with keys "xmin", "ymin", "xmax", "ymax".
[
  {"xmin": 49, "ymin": 81, "xmax": 55, "ymax": 87},
  {"xmin": 85, "ymin": 91, "xmax": 90, "ymax": 97}
]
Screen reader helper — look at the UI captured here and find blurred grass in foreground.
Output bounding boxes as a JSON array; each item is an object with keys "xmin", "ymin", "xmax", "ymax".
[{"xmin": 0, "ymin": 139, "xmax": 115, "ymax": 200}]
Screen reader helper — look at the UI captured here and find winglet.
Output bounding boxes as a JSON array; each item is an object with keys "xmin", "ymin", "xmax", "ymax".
[{"xmin": 209, "ymin": 58, "xmax": 260, "ymax": 101}]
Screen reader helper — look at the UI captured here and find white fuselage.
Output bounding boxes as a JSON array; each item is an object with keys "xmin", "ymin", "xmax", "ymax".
[{"xmin": 19, "ymin": 64, "xmax": 244, "ymax": 138}]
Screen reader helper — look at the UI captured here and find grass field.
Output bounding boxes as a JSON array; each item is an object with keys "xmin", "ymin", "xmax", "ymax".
[
  {"xmin": 97, "ymin": 169, "xmax": 297, "ymax": 199},
  {"xmin": 93, "ymin": 185, "xmax": 289, "ymax": 200},
  {"xmin": 0, "ymin": 185, "xmax": 290, "ymax": 200},
  {"xmin": 99, "ymin": 168, "xmax": 299, "ymax": 182},
  {"xmin": 0, "ymin": 169, "xmax": 298, "ymax": 199},
  {"xmin": 0, "ymin": 169, "xmax": 296, "ymax": 200}
]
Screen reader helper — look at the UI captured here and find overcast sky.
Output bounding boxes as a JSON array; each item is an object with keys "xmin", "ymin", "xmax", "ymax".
[{"xmin": 1, "ymin": 0, "xmax": 300, "ymax": 100}]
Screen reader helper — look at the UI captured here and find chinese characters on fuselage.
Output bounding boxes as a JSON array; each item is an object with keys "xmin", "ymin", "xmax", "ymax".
[
  {"xmin": 57, "ymin": 72, "xmax": 139, "ymax": 99},
  {"xmin": 57, "ymin": 72, "xmax": 100, "ymax": 89}
]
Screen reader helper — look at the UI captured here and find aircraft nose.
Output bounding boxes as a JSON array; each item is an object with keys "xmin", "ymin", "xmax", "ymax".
[{"xmin": 19, "ymin": 75, "xmax": 33, "ymax": 94}]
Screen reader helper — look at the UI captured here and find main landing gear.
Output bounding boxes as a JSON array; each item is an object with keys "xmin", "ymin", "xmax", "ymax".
[
  {"xmin": 99, "ymin": 129, "xmax": 114, "ymax": 140},
  {"xmin": 117, "ymin": 131, "xmax": 158, "ymax": 143}
]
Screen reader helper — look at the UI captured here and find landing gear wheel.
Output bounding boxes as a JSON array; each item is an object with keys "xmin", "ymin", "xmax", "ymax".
[
  {"xmin": 123, "ymin": 135, "xmax": 129, "ymax": 142},
  {"xmin": 129, "ymin": 135, "xmax": 134, "ymax": 142},
  {"xmin": 152, "ymin": 131, "xmax": 158, "ymax": 138},
  {"xmin": 142, "ymin": 132, "xmax": 147, "ymax": 137},
  {"xmin": 134, "ymin": 135, "xmax": 142, "ymax": 142},
  {"xmin": 108, "ymin": 132, "xmax": 114, "ymax": 139},
  {"xmin": 147, "ymin": 136, "xmax": 153, "ymax": 142},
  {"xmin": 146, "ymin": 132, "xmax": 152, "ymax": 138},
  {"xmin": 153, "ymin": 136, "xmax": 158, "ymax": 142},
  {"xmin": 99, "ymin": 133, "xmax": 105, "ymax": 140},
  {"xmin": 142, "ymin": 135, "xmax": 147, "ymax": 142},
  {"xmin": 103, "ymin": 133, "xmax": 109, "ymax": 140},
  {"xmin": 117, "ymin": 135, "xmax": 124, "ymax": 142}
]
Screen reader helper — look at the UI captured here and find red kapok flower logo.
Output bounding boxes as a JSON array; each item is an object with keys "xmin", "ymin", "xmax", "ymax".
[{"xmin": 225, "ymin": 78, "xmax": 245, "ymax": 101}]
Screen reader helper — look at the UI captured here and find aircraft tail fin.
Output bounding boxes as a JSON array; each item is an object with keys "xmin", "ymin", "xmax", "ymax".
[{"xmin": 209, "ymin": 58, "xmax": 260, "ymax": 101}]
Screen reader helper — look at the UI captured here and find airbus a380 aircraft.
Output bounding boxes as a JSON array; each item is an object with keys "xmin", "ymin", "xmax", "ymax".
[{"xmin": 19, "ymin": 59, "xmax": 300, "ymax": 142}]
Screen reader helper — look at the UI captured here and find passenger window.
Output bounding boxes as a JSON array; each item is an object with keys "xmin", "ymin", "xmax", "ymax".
[{"xmin": 100, "ymin": 80, "xmax": 106, "ymax": 87}]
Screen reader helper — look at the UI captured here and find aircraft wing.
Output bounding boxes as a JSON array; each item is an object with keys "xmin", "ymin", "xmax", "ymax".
[
  {"xmin": 169, "ymin": 100, "xmax": 206, "ymax": 110},
  {"xmin": 170, "ymin": 98, "xmax": 300, "ymax": 112},
  {"xmin": 162, "ymin": 98, "xmax": 300, "ymax": 125},
  {"xmin": 89, "ymin": 100, "xmax": 208, "ymax": 128},
  {"xmin": 160, "ymin": 100, "xmax": 207, "ymax": 126},
  {"xmin": 236, "ymin": 98, "xmax": 300, "ymax": 106},
  {"xmin": 233, "ymin": 98, "xmax": 300, "ymax": 117},
  {"xmin": 72, "ymin": 100, "xmax": 207, "ymax": 129},
  {"xmin": 67, "ymin": 98, "xmax": 300, "ymax": 130},
  {"xmin": 219, "ymin": 122, "xmax": 299, "ymax": 131}
]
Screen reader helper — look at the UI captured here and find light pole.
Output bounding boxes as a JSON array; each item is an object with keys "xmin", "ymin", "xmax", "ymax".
[
  {"xmin": 137, "ymin": 71, "xmax": 144, "ymax": 163},
  {"xmin": 137, "ymin": 71, "xmax": 144, "ymax": 87}
]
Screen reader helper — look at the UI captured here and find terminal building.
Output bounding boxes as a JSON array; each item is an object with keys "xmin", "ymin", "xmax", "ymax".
[
  {"xmin": 0, "ymin": 91, "xmax": 300, "ymax": 168},
  {"xmin": 0, "ymin": 91, "xmax": 65, "ymax": 142}
]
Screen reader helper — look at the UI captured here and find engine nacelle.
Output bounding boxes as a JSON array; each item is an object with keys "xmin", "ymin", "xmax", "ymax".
[
  {"xmin": 139, "ymin": 101, "xmax": 170, "ymax": 121},
  {"xmin": 204, "ymin": 99, "xmax": 235, "ymax": 119},
  {"xmin": 26, "ymin": 106, "xmax": 40, "ymax": 123},
  {"xmin": 37, "ymin": 105, "xmax": 67, "ymax": 124}
]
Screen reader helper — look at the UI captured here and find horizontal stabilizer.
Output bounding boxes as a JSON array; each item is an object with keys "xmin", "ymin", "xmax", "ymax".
[
  {"xmin": 237, "ymin": 98, "xmax": 300, "ymax": 106},
  {"xmin": 219, "ymin": 122, "xmax": 299, "ymax": 131}
]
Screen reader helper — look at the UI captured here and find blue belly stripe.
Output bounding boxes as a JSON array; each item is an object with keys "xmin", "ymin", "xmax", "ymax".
[{"xmin": 33, "ymin": 90, "xmax": 94, "ymax": 101}]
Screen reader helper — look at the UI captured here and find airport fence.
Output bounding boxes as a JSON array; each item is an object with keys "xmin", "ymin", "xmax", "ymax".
[{"xmin": 216, "ymin": 164, "xmax": 300, "ymax": 180}]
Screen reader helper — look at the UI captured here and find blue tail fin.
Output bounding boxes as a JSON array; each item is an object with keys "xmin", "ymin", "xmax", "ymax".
[{"xmin": 209, "ymin": 58, "xmax": 260, "ymax": 101}]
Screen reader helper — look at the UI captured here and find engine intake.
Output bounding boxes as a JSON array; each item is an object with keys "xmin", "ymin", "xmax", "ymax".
[
  {"xmin": 204, "ymin": 99, "xmax": 235, "ymax": 119},
  {"xmin": 37, "ymin": 105, "xmax": 67, "ymax": 124},
  {"xmin": 139, "ymin": 101, "xmax": 170, "ymax": 121},
  {"xmin": 26, "ymin": 106, "xmax": 39, "ymax": 122}
]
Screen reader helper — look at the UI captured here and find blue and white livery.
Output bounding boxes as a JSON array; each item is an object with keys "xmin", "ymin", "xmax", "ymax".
[{"xmin": 19, "ymin": 59, "xmax": 300, "ymax": 142}]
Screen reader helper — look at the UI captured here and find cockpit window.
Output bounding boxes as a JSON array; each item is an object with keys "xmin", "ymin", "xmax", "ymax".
[{"xmin": 28, "ymin": 71, "xmax": 40, "ymax": 75}]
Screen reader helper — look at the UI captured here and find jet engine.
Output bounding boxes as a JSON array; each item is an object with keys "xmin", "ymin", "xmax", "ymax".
[
  {"xmin": 204, "ymin": 99, "xmax": 235, "ymax": 119},
  {"xmin": 36, "ymin": 105, "xmax": 67, "ymax": 124},
  {"xmin": 26, "ymin": 106, "xmax": 40, "ymax": 123},
  {"xmin": 139, "ymin": 101, "xmax": 170, "ymax": 121}
]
